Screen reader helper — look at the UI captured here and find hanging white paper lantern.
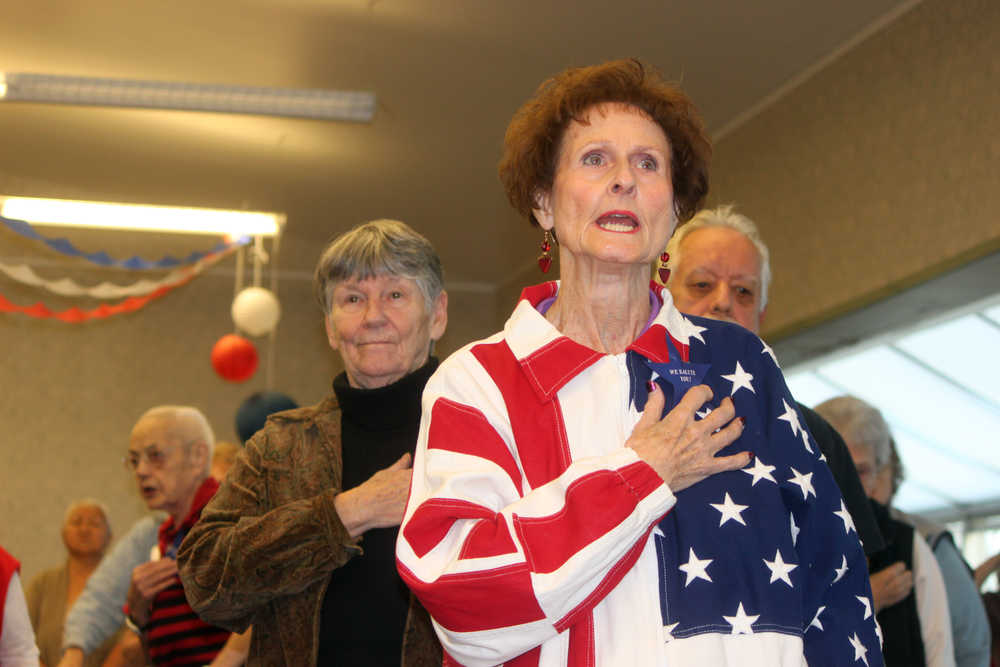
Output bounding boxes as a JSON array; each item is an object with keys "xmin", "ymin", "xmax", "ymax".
[{"xmin": 231, "ymin": 286, "xmax": 281, "ymax": 336}]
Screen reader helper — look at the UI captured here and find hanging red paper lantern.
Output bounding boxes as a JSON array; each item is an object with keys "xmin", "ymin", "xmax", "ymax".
[{"xmin": 211, "ymin": 334, "xmax": 258, "ymax": 382}]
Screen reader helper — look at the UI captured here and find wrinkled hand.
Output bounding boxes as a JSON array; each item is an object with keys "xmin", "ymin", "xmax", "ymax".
[
  {"xmin": 335, "ymin": 453, "xmax": 413, "ymax": 538},
  {"xmin": 627, "ymin": 384, "xmax": 749, "ymax": 493},
  {"xmin": 126, "ymin": 559, "xmax": 178, "ymax": 627},
  {"xmin": 870, "ymin": 561, "xmax": 913, "ymax": 612}
]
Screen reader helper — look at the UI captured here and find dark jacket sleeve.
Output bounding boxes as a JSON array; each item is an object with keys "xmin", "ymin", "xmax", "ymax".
[
  {"xmin": 176, "ymin": 420, "xmax": 360, "ymax": 632},
  {"xmin": 799, "ymin": 403, "xmax": 886, "ymax": 556}
]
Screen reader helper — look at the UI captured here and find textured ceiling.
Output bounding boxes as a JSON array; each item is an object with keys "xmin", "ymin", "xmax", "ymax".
[{"xmin": 0, "ymin": 0, "xmax": 916, "ymax": 289}]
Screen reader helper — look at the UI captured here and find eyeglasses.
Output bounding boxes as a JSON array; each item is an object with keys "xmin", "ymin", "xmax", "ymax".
[{"xmin": 122, "ymin": 446, "xmax": 173, "ymax": 472}]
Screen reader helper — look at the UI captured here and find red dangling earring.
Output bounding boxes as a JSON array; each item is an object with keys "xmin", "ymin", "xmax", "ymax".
[
  {"xmin": 657, "ymin": 251, "xmax": 670, "ymax": 284},
  {"xmin": 538, "ymin": 230, "xmax": 553, "ymax": 273}
]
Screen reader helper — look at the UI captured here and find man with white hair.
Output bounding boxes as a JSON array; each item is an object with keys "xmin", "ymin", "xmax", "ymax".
[
  {"xmin": 60, "ymin": 406, "xmax": 235, "ymax": 667},
  {"xmin": 665, "ymin": 205, "xmax": 989, "ymax": 667},
  {"xmin": 663, "ymin": 204, "xmax": 884, "ymax": 558},
  {"xmin": 58, "ymin": 432, "xmax": 254, "ymax": 667}
]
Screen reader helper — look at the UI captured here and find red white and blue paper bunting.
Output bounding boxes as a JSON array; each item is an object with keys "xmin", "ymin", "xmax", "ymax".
[
  {"xmin": 0, "ymin": 246, "xmax": 234, "ymax": 298},
  {"xmin": 1, "ymin": 214, "xmax": 249, "ymax": 268}
]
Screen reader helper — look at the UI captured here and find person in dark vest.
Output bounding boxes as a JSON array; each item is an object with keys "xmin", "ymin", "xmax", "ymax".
[{"xmin": 816, "ymin": 395, "xmax": 956, "ymax": 667}]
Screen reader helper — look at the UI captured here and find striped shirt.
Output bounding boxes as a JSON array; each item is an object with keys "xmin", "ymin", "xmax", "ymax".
[
  {"xmin": 147, "ymin": 580, "xmax": 229, "ymax": 666},
  {"xmin": 148, "ymin": 477, "xmax": 229, "ymax": 667}
]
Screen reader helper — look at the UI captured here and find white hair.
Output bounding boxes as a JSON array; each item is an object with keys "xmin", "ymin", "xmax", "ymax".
[
  {"xmin": 63, "ymin": 498, "xmax": 111, "ymax": 532},
  {"xmin": 813, "ymin": 395, "xmax": 893, "ymax": 469},
  {"xmin": 136, "ymin": 405, "xmax": 215, "ymax": 476},
  {"xmin": 665, "ymin": 204, "xmax": 772, "ymax": 311},
  {"xmin": 314, "ymin": 219, "xmax": 444, "ymax": 315}
]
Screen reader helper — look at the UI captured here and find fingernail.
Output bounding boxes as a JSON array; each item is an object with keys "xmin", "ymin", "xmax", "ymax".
[
  {"xmin": 646, "ymin": 380, "xmax": 656, "ymax": 392},
  {"xmin": 738, "ymin": 416, "xmax": 746, "ymax": 426}
]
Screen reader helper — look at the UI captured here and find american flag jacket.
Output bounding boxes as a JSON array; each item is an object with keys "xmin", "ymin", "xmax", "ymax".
[{"xmin": 397, "ymin": 281, "xmax": 883, "ymax": 667}]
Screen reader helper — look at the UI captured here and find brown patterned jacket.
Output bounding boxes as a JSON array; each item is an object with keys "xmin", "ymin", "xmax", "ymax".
[{"xmin": 176, "ymin": 395, "xmax": 441, "ymax": 666}]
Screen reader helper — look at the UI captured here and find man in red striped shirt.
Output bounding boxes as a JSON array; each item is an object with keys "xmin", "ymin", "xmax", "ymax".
[{"xmin": 121, "ymin": 406, "xmax": 233, "ymax": 667}]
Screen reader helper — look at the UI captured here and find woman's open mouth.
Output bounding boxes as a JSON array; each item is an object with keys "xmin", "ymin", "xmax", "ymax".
[{"xmin": 596, "ymin": 211, "xmax": 638, "ymax": 232}]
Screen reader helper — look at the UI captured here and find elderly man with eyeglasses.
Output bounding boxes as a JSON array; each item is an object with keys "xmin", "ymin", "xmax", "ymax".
[{"xmin": 58, "ymin": 406, "xmax": 246, "ymax": 667}]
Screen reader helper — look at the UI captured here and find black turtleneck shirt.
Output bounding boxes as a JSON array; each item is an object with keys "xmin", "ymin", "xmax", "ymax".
[{"xmin": 315, "ymin": 358, "xmax": 438, "ymax": 666}]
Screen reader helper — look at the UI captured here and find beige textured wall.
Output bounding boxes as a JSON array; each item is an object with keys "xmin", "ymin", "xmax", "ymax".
[
  {"xmin": 495, "ymin": 258, "xmax": 551, "ymax": 327},
  {"xmin": 710, "ymin": 0, "xmax": 1000, "ymax": 339},
  {"xmin": 0, "ymin": 223, "xmax": 494, "ymax": 584}
]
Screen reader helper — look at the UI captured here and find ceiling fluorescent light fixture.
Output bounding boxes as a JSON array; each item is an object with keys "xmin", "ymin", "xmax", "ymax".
[
  {"xmin": 0, "ymin": 72, "xmax": 375, "ymax": 122},
  {"xmin": 1, "ymin": 197, "xmax": 285, "ymax": 237}
]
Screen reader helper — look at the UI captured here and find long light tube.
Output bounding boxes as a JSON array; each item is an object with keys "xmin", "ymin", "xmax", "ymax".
[
  {"xmin": 1, "ymin": 197, "xmax": 285, "ymax": 237},
  {"xmin": 0, "ymin": 72, "xmax": 375, "ymax": 122}
]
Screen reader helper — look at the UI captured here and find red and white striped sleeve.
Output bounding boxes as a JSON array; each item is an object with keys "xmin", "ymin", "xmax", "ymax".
[{"xmin": 396, "ymin": 341, "xmax": 676, "ymax": 666}]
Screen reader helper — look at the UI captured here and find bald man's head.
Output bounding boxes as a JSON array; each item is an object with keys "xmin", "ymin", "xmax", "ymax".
[{"xmin": 126, "ymin": 405, "xmax": 215, "ymax": 522}]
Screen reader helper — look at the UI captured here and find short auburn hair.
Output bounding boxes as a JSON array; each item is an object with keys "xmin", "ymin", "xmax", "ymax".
[{"xmin": 499, "ymin": 58, "xmax": 711, "ymax": 226}]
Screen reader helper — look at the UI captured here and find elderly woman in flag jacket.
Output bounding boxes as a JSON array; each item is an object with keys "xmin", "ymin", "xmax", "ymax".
[{"xmin": 396, "ymin": 59, "xmax": 883, "ymax": 667}]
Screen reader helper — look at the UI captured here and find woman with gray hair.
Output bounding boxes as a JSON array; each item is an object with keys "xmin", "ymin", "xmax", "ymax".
[
  {"xmin": 813, "ymin": 397, "xmax": 893, "ymax": 499},
  {"xmin": 815, "ymin": 395, "xmax": 957, "ymax": 667},
  {"xmin": 179, "ymin": 219, "xmax": 445, "ymax": 666}
]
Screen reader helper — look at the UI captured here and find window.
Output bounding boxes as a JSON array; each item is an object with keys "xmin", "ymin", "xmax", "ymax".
[{"xmin": 785, "ymin": 298, "xmax": 1000, "ymax": 519}]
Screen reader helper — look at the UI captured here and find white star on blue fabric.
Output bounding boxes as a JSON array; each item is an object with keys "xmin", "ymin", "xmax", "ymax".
[
  {"xmin": 857, "ymin": 595, "xmax": 873, "ymax": 620},
  {"xmin": 834, "ymin": 500, "xmax": 857, "ymax": 535},
  {"xmin": 834, "ymin": 555, "xmax": 849, "ymax": 583},
  {"xmin": 721, "ymin": 361, "xmax": 755, "ymax": 396},
  {"xmin": 787, "ymin": 467, "xmax": 816, "ymax": 499},
  {"xmin": 663, "ymin": 622, "xmax": 679, "ymax": 642},
  {"xmin": 678, "ymin": 547, "xmax": 713, "ymax": 586},
  {"xmin": 761, "ymin": 340, "xmax": 779, "ymax": 367},
  {"xmin": 677, "ymin": 316, "xmax": 707, "ymax": 345},
  {"xmin": 724, "ymin": 602, "xmax": 759, "ymax": 635},
  {"xmin": 777, "ymin": 399, "xmax": 801, "ymax": 436},
  {"xmin": 849, "ymin": 632, "xmax": 870, "ymax": 666},
  {"xmin": 711, "ymin": 492, "xmax": 749, "ymax": 527},
  {"xmin": 743, "ymin": 457, "xmax": 777, "ymax": 486},
  {"xmin": 808, "ymin": 606, "xmax": 826, "ymax": 632},
  {"xmin": 764, "ymin": 549, "xmax": 798, "ymax": 587},
  {"xmin": 875, "ymin": 619, "xmax": 883, "ymax": 645},
  {"xmin": 800, "ymin": 428, "xmax": 814, "ymax": 454},
  {"xmin": 790, "ymin": 513, "xmax": 800, "ymax": 546}
]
